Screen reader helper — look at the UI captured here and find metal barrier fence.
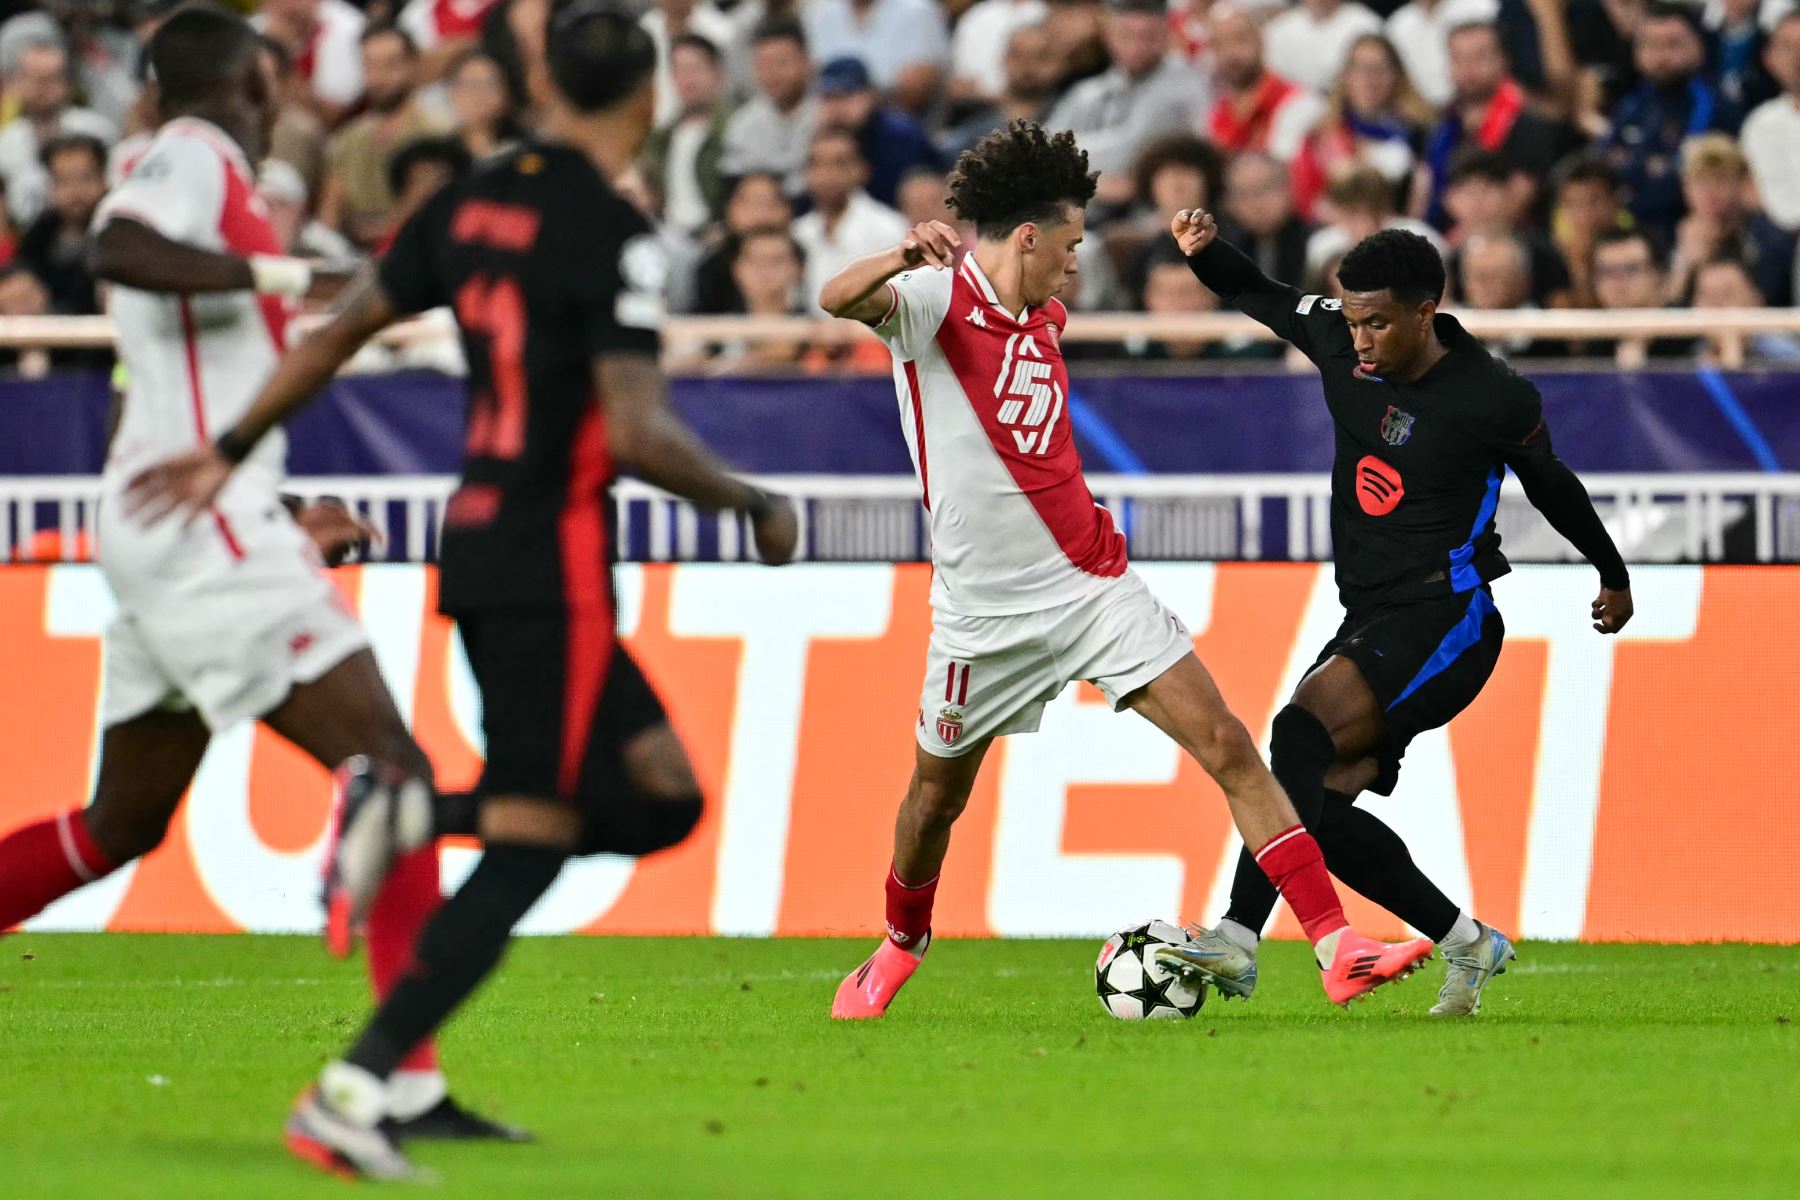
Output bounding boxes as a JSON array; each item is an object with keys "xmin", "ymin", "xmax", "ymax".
[{"xmin": 7, "ymin": 472, "xmax": 1800, "ymax": 564}]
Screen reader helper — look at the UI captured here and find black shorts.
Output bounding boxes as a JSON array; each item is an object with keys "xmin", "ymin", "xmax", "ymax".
[
  {"xmin": 1312, "ymin": 587, "xmax": 1505, "ymax": 796},
  {"xmin": 454, "ymin": 607, "xmax": 667, "ymax": 812}
]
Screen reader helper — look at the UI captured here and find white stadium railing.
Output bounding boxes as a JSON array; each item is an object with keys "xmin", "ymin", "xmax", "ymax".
[
  {"xmin": 7, "ymin": 473, "xmax": 1800, "ymax": 565},
  {"xmin": 5, "ymin": 307, "xmax": 1800, "ymax": 367}
]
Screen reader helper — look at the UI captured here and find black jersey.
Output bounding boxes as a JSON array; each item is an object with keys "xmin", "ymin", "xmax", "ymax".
[
  {"xmin": 1188, "ymin": 237, "xmax": 1629, "ymax": 610},
  {"xmin": 378, "ymin": 141, "xmax": 665, "ymax": 611}
]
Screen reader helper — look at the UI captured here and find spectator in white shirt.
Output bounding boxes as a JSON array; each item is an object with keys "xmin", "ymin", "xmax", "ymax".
[
  {"xmin": 1264, "ymin": 0, "xmax": 1384, "ymax": 94},
  {"xmin": 0, "ymin": 39, "xmax": 116, "ymax": 227},
  {"xmin": 721, "ymin": 18, "xmax": 819, "ymax": 196},
  {"xmin": 949, "ymin": 0, "xmax": 1049, "ymax": 102},
  {"xmin": 253, "ymin": 0, "xmax": 368, "ymax": 121},
  {"xmin": 803, "ymin": 0, "xmax": 950, "ymax": 115},
  {"xmin": 1047, "ymin": 0, "xmax": 1208, "ymax": 204},
  {"xmin": 1384, "ymin": 0, "xmax": 1499, "ymax": 107},
  {"xmin": 1741, "ymin": 11, "xmax": 1800, "ymax": 229},
  {"xmin": 795, "ymin": 127, "xmax": 909, "ymax": 306}
]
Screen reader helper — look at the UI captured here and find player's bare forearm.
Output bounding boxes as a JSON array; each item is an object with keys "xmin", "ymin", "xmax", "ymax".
[
  {"xmin": 597, "ymin": 353, "xmax": 761, "ymax": 511},
  {"xmin": 90, "ymin": 218, "xmax": 255, "ymax": 294},
  {"xmin": 821, "ymin": 222, "xmax": 960, "ymax": 322},
  {"xmin": 223, "ymin": 273, "xmax": 399, "ymax": 452}
]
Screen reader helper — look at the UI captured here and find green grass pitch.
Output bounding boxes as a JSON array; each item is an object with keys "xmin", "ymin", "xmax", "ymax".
[{"xmin": 1, "ymin": 935, "xmax": 1795, "ymax": 1199}]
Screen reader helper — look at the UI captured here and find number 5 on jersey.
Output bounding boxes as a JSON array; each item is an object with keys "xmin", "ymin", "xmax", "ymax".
[{"xmin": 994, "ymin": 333, "xmax": 1063, "ymax": 455}]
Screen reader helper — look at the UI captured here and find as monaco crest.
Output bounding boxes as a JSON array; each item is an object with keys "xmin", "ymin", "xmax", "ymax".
[
  {"xmin": 1380, "ymin": 405, "xmax": 1415, "ymax": 446},
  {"xmin": 936, "ymin": 706, "xmax": 965, "ymax": 745}
]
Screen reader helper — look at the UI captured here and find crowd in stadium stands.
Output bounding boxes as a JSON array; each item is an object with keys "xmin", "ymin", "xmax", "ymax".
[{"xmin": 0, "ymin": 0, "xmax": 1796, "ymax": 372}]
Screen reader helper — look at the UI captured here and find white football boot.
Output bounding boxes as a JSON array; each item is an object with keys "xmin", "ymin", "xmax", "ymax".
[
  {"xmin": 1430, "ymin": 922, "xmax": 1516, "ymax": 1016},
  {"xmin": 1154, "ymin": 925, "xmax": 1259, "ymax": 1000}
]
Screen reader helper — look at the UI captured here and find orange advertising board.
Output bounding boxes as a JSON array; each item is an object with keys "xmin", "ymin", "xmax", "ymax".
[{"xmin": 4, "ymin": 562, "xmax": 1795, "ymax": 942}]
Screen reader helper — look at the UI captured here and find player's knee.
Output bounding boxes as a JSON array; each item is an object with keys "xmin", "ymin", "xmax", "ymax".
[
  {"xmin": 82, "ymin": 797, "xmax": 171, "ymax": 862},
  {"xmin": 1270, "ymin": 704, "xmax": 1337, "ymax": 772},
  {"xmin": 1186, "ymin": 712, "xmax": 1260, "ymax": 778},
  {"xmin": 909, "ymin": 773, "xmax": 971, "ymax": 830},
  {"xmin": 576, "ymin": 790, "xmax": 704, "ymax": 857}
]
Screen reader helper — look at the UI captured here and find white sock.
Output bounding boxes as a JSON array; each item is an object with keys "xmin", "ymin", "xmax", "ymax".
[
  {"xmin": 1312, "ymin": 926, "xmax": 1344, "ymax": 970},
  {"xmin": 386, "ymin": 1068, "xmax": 448, "ymax": 1121},
  {"xmin": 319, "ymin": 1060, "xmax": 388, "ymax": 1129},
  {"xmin": 1440, "ymin": 912, "xmax": 1481, "ymax": 947},
  {"xmin": 1218, "ymin": 918, "xmax": 1260, "ymax": 955}
]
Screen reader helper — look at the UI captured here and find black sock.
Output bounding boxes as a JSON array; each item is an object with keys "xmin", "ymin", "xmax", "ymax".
[
  {"xmin": 345, "ymin": 842, "xmax": 564, "ymax": 1079},
  {"xmin": 1314, "ymin": 791, "xmax": 1461, "ymax": 942},
  {"xmin": 1221, "ymin": 705, "xmax": 1334, "ymax": 934},
  {"xmin": 433, "ymin": 791, "xmax": 480, "ymax": 838}
]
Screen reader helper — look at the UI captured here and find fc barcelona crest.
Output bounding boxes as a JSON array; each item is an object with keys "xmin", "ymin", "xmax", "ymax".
[
  {"xmin": 1380, "ymin": 405, "xmax": 1415, "ymax": 446},
  {"xmin": 936, "ymin": 705, "xmax": 965, "ymax": 745}
]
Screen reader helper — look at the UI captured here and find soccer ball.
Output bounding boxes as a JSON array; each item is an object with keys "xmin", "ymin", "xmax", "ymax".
[{"xmin": 1095, "ymin": 920, "xmax": 1207, "ymax": 1020}]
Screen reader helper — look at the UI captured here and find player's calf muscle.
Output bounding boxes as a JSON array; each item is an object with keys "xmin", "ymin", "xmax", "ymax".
[{"xmin": 480, "ymin": 798, "xmax": 580, "ymax": 849}]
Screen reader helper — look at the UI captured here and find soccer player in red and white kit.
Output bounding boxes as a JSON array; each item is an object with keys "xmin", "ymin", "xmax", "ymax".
[
  {"xmin": 820, "ymin": 121, "xmax": 1434, "ymax": 1016},
  {"xmin": 0, "ymin": 7, "xmax": 514, "ymax": 1140}
]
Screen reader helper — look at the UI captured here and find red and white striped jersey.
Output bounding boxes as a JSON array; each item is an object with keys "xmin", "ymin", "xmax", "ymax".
[
  {"xmin": 874, "ymin": 255, "xmax": 1127, "ymax": 615},
  {"xmin": 95, "ymin": 118, "xmax": 294, "ymax": 491}
]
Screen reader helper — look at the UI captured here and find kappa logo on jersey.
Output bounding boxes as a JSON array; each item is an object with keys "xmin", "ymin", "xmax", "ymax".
[
  {"xmin": 1380, "ymin": 405, "xmax": 1416, "ymax": 446},
  {"xmin": 991, "ymin": 332, "xmax": 1065, "ymax": 455},
  {"xmin": 1356, "ymin": 455, "xmax": 1405, "ymax": 516},
  {"xmin": 966, "ymin": 307, "xmax": 987, "ymax": 328}
]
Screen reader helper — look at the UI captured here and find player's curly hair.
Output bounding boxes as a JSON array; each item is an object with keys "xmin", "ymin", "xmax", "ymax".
[
  {"xmin": 947, "ymin": 121, "xmax": 1099, "ymax": 241},
  {"xmin": 1337, "ymin": 229, "xmax": 1447, "ymax": 306}
]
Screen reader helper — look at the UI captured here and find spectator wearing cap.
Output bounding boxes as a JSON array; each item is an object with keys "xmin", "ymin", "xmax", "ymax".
[
  {"xmin": 258, "ymin": 159, "xmax": 359, "ymax": 263},
  {"xmin": 815, "ymin": 57, "xmax": 942, "ymax": 209},
  {"xmin": 948, "ymin": 0, "xmax": 1049, "ymax": 103},
  {"xmin": 1264, "ymin": 0, "xmax": 1383, "ymax": 94},
  {"xmin": 938, "ymin": 23, "xmax": 1059, "ymax": 161},
  {"xmin": 1048, "ymin": 0, "xmax": 1209, "ymax": 204},
  {"xmin": 16, "ymin": 133, "xmax": 105, "ymax": 316},
  {"xmin": 641, "ymin": 0, "xmax": 739, "ymax": 125},
  {"xmin": 803, "ymin": 0, "xmax": 950, "ymax": 115},
  {"xmin": 793, "ymin": 126, "xmax": 908, "ymax": 306},
  {"xmin": 1384, "ymin": 0, "xmax": 1498, "ymax": 107},
  {"xmin": 1290, "ymin": 33, "xmax": 1434, "ymax": 221},
  {"xmin": 319, "ymin": 25, "xmax": 450, "ymax": 250},
  {"xmin": 1550, "ymin": 153, "xmax": 1632, "ymax": 309},
  {"xmin": 253, "ymin": 0, "xmax": 370, "ymax": 123},
  {"xmin": 1442, "ymin": 148, "xmax": 1573, "ymax": 307},
  {"xmin": 1663, "ymin": 132, "xmax": 1795, "ymax": 306},
  {"xmin": 1423, "ymin": 21, "xmax": 1581, "ymax": 227},
  {"xmin": 721, "ymin": 19, "xmax": 819, "ymax": 197},
  {"xmin": 0, "ymin": 38, "xmax": 116, "ymax": 228},
  {"xmin": 1740, "ymin": 11, "xmax": 1800, "ymax": 230},
  {"xmin": 1599, "ymin": 3, "xmax": 1742, "ymax": 244},
  {"xmin": 1205, "ymin": 4, "xmax": 1325, "ymax": 166}
]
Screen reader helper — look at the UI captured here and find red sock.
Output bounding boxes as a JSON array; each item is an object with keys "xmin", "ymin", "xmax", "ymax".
[
  {"xmin": 884, "ymin": 862, "xmax": 938, "ymax": 950},
  {"xmin": 1254, "ymin": 826, "xmax": 1348, "ymax": 945},
  {"xmin": 366, "ymin": 846, "xmax": 443, "ymax": 1072},
  {"xmin": 0, "ymin": 809, "xmax": 119, "ymax": 931}
]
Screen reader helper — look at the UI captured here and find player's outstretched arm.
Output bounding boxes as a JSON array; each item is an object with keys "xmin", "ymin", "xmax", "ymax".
[
  {"xmin": 90, "ymin": 217, "xmax": 311, "ymax": 299},
  {"xmin": 1501, "ymin": 413, "xmax": 1634, "ymax": 634},
  {"xmin": 1170, "ymin": 208, "xmax": 1336, "ymax": 360},
  {"xmin": 595, "ymin": 353, "xmax": 799, "ymax": 565},
  {"xmin": 123, "ymin": 273, "xmax": 399, "ymax": 524},
  {"xmin": 819, "ymin": 221, "xmax": 960, "ymax": 323}
]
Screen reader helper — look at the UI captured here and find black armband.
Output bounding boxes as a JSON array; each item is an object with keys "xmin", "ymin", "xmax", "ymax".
[{"xmin": 214, "ymin": 428, "xmax": 258, "ymax": 464}]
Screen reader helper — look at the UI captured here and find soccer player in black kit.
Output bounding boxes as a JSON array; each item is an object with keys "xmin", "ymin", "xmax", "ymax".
[
  {"xmin": 126, "ymin": 0, "xmax": 797, "ymax": 1179},
  {"xmin": 1155, "ymin": 211, "xmax": 1635, "ymax": 1017}
]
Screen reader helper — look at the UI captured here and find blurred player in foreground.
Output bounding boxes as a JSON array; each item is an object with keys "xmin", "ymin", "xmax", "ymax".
[
  {"xmin": 127, "ymin": 0, "xmax": 798, "ymax": 1180},
  {"xmin": 819, "ymin": 120, "xmax": 1434, "ymax": 1021},
  {"xmin": 0, "ymin": 4, "xmax": 514, "ymax": 1139},
  {"xmin": 1163, "ymin": 213, "xmax": 1633, "ymax": 1015}
]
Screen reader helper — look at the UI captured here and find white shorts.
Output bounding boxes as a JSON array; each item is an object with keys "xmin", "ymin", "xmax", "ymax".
[
  {"xmin": 95, "ymin": 472, "xmax": 369, "ymax": 733},
  {"xmin": 916, "ymin": 569, "xmax": 1192, "ymax": 758}
]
